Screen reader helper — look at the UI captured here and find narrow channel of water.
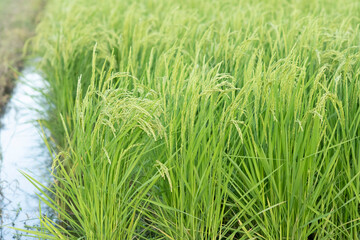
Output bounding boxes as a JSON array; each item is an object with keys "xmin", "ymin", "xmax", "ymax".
[{"xmin": 0, "ymin": 66, "xmax": 52, "ymax": 239}]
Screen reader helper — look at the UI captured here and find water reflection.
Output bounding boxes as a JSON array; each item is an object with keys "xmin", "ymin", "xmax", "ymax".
[{"xmin": 0, "ymin": 67, "xmax": 52, "ymax": 239}]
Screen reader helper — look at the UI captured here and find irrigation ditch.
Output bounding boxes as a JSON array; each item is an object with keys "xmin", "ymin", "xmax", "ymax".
[
  {"xmin": 0, "ymin": 65, "xmax": 53, "ymax": 239},
  {"xmin": 0, "ymin": 0, "xmax": 48, "ymax": 238}
]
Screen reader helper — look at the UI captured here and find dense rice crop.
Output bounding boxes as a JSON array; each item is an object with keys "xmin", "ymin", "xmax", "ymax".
[{"xmin": 26, "ymin": 0, "xmax": 360, "ymax": 239}]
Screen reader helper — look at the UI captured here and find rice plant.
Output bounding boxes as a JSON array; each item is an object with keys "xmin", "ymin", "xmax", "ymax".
[{"xmin": 25, "ymin": 0, "xmax": 360, "ymax": 238}]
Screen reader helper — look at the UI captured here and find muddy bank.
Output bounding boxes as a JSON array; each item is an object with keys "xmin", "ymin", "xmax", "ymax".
[{"xmin": 0, "ymin": 0, "xmax": 44, "ymax": 111}]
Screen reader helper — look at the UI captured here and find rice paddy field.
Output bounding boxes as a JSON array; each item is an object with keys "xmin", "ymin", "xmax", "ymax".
[{"xmin": 24, "ymin": 0, "xmax": 360, "ymax": 239}]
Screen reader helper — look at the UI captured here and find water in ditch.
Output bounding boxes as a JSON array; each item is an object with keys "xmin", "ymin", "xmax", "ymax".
[{"xmin": 0, "ymin": 66, "xmax": 53, "ymax": 239}]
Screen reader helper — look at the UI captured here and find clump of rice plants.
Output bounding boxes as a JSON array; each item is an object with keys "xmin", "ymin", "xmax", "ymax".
[{"xmin": 25, "ymin": 0, "xmax": 360, "ymax": 238}]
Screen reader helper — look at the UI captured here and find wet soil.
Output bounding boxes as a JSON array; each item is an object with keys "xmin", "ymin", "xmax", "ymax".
[{"xmin": 0, "ymin": 0, "xmax": 44, "ymax": 111}]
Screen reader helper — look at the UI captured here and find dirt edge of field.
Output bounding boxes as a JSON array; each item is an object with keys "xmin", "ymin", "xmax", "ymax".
[{"xmin": 0, "ymin": 0, "xmax": 45, "ymax": 113}]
